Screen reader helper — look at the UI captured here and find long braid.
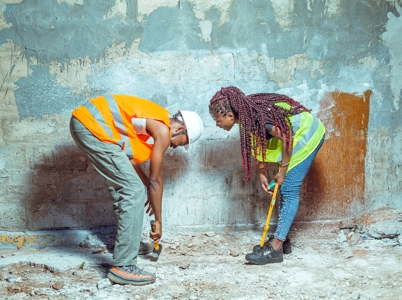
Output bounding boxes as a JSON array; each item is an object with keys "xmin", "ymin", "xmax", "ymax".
[{"xmin": 209, "ymin": 86, "xmax": 311, "ymax": 181}]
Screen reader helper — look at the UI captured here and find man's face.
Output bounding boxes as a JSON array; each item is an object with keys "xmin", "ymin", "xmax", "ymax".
[
  {"xmin": 210, "ymin": 111, "xmax": 236, "ymax": 131},
  {"xmin": 170, "ymin": 119, "xmax": 189, "ymax": 148},
  {"xmin": 170, "ymin": 132, "xmax": 188, "ymax": 149}
]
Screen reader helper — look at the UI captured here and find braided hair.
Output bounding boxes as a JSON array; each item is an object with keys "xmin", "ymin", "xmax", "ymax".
[{"xmin": 209, "ymin": 86, "xmax": 311, "ymax": 181}]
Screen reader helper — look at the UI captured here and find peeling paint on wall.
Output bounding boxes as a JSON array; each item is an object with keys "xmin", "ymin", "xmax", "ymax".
[
  {"xmin": 0, "ymin": 233, "xmax": 40, "ymax": 249},
  {"xmin": 137, "ymin": 0, "xmax": 178, "ymax": 21},
  {"xmin": 0, "ymin": 0, "xmax": 401, "ymax": 231},
  {"xmin": 299, "ymin": 90, "xmax": 371, "ymax": 220},
  {"xmin": 271, "ymin": 0, "xmax": 294, "ymax": 30},
  {"xmin": 381, "ymin": 2, "xmax": 402, "ymax": 110}
]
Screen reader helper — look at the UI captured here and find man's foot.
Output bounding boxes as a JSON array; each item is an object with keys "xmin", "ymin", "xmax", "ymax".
[
  {"xmin": 107, "ymin": 265, "xmax": 156, "ymax": 285},
  {"xmin": 139, "ymin": 241, "xmax": 154, "ymax": 255},
  {"xmin": 245, "ymin": 243, "xmax": 283, "ymax": 265},
  {"xmin": 252, "ymin": 235, "xmax": 292, "ymax": 254}
]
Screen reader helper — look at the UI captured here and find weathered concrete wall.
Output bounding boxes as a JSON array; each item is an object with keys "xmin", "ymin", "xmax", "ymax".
[{"xmin": 0, "ymin": 0, "xmax": 401, "ymax": 234}]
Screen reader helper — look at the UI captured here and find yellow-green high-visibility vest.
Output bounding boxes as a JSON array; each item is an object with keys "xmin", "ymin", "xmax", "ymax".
[{"xmin": 251, "ymin": 102, "xmax": 325, "ymax": 171}]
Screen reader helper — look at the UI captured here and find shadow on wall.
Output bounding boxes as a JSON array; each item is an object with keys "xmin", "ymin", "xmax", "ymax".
[
  {"xmin": 202, "ymin": 138, "xmax": 282, "ymax": 228},
  {"xmin": 23, "ymin": 142, "xmax": 189, "ymax": 232}
]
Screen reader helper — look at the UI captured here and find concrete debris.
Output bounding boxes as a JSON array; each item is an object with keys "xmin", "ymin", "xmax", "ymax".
[
  {"xmin": 366, "ymin": 219, "xmax": 402, "ymax": 239},
  {"xmin": 342, "ymin": 248, "xmax": 354, "ymax": 259},
  {"xmin": 97, "ymin": 278, "xmax": 112, "ymax": 289},
  {"xmin": 346, "ymin": 232, "xmax": 364, "ymax": 246},
  {"xmin": 5, "ymin": 275, "xmax": 22, "ymax": 283},
  {"xmin": 52, "ymin": 280, "xmax": 64, "ymax": 290},
  {"xmin": 351, "ymin": 291, "xmax": 361, "ymax": 299},
  {"xmin": 79, "ymin": 234, "xmax": 105, "ymax": 249},
  {"xmin": 0, "ymin": 216, "xmax": 401, "ymax": 299},
  {"xmin": 179, "ymin": 262, "xmax": 190, "ymax": 269},
  {"xmin": 229, "ymin": 248, "xmax": 239, "ymax": 257},
  {"xmin": 337, "ymin": 230, "xmax": 347, "ymax": 243}
]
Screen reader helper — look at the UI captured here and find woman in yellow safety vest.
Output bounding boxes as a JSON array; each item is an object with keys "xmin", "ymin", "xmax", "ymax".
[{"xmin": 209, "ymin": 86, "xmax": 325, "ymax": 265}]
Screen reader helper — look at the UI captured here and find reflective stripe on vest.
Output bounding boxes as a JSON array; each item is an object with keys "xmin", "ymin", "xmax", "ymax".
[
  {"xmin": 84, "ymin": 95, "xmax": 135, "ymax": 157},
  {"xmin": 73, "ymin": 94, "xmax": 171, "ymax": 162},
  {"xmin": 83, "ymin": 98, "xmax": 127, "ymax": 150}
]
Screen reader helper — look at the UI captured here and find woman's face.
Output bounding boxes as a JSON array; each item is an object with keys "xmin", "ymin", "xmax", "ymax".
[{"xmin": 210, "ymin": 110, "xmax": 236, "ymax": 131}]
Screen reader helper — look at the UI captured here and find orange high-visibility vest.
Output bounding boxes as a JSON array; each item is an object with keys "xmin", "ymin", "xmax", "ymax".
[{"xmin": 72, "ymin": 94, "xmax": 171, "ymax": 163}]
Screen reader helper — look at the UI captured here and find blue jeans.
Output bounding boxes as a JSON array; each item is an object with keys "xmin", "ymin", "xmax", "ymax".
[{"xmin": 274, "ymin": 135, "xmax": 325, "ymax": 241}]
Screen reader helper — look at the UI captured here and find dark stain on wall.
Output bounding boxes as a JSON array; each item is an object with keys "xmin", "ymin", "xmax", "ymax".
[{"xmin": 297, "ymin": 90, "xmax": 371, "ymax": 220}]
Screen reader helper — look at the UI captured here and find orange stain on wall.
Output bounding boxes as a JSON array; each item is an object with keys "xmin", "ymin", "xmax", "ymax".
[{"xmin": 297, "ymin": 90, "xmax": 371, "ymax": 221}]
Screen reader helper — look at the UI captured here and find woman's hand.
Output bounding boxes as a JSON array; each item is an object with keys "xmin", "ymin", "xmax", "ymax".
[
  {"xmin": 274, "ymin": 169, "xmax": 286, "ymax": 186},
  {"xmin": 259, "ymin": 172, "xmax": 273, "ymax": 195}
]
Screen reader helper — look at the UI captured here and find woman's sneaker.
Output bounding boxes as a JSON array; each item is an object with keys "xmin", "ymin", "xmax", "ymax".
[
  {"xmin": 245, "ymin": 243, "xmax": 283, "ymax": 265},
  {"xmin": 107, "ymin": 265, "xmax": 156, "ymax": 285},
  {"xmin": 252, "ymin": 235, "xmax": 291, "ymax": 254}
]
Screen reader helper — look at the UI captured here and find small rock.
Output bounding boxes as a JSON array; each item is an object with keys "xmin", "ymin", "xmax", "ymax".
[
  {"xmin": 351, "ymin": 291, "xmax": 360, "ymax": 299},
  {"xmin": 179, "ymin": 263, "xmax": 190, "ymax": 269},
  {"xmin": 134, "ymin": 295, "xmax": 140, "ymax": 300},
  {"xmin": 337, "ymin": 230, "xmax": 347, "ymax": 243},
  {"xmin": 229, "ymin": 248, "xmax": 239, "ymax": 257},
  {"xmin": 97, "ymin": 278, "xmax": 112, "ymax": 289},
  {"xmin": 5, "ymin": 275, "xmax": 22, "ymax": 283},
  {"xmin": 347, "ymin": 232, "xmax": 364, "ymax": 246},
  {"xmin": 12, "ymin": 292, "xmax": 27, "ymax": 299},
  {"xmin": 52, "ymin": 280, "xmax": 64, "ymax": 290},
  {"xmin": 204, "ymin": 232, "xmax": 216, "ymax": 237}
]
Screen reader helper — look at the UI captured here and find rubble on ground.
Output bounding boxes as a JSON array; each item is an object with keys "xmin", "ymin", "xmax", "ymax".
[{"xmin": 1, "ymin": 207, "xmax": 401, "ymax": 299}]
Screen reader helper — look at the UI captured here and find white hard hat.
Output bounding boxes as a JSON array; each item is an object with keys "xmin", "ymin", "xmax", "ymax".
[{"xmin": 179, "ymin": 110, "xmax": 204, "ymax": 150}]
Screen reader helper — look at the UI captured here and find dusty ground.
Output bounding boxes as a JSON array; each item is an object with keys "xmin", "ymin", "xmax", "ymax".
[{"xmin": 1, "ymin": 209, "xmax": 401, "ymax": 300}]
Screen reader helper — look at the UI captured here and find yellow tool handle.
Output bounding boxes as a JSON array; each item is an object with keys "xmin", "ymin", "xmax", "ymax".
[
  {"xmin": 150, "ymin": 220, "xmax": 160, "ymax": 250},
  {"xmin": 260, "ymin": 182, "xmax": 279, "ymax": 247}
]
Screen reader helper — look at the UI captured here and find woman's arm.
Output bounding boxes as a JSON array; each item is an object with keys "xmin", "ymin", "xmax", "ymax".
[{"xmin": 269, "ymin": 125, "xmax": 293, "ymax": 185}]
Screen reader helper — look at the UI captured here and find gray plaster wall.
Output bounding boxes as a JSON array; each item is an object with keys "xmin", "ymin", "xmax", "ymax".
[{"xmin": 0, "ymin": 0, "xmax": 401, "ymax": 232}]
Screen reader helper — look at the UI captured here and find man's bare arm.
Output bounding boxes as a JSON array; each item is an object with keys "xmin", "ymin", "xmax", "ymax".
[{"xmin": 145, "ymin": 119, "xmax": 171, "ymax": 243}]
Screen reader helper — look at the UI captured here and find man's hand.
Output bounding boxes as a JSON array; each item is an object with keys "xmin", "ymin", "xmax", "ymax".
[
  {"xmin": 144, "ymin": 194, "xmax": 154, "ymax": 216},
  {"xmin": 149, "ymin": 220, "xmax": 162, "ymax": 244}
]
